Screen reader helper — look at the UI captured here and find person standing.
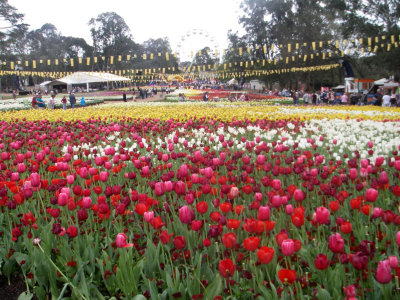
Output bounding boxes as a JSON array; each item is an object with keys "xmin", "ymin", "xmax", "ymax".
[
  {"xmin": 341, "ymin": 93, "xmax": 348, "ymax": 105},
  {"xmin": 382, "ymin": 91, "xmax": 391, "ymax": 107},
  {"xmin": 303, "ymin": 91, "xmax": 311, "ymax": 105},
  {"xmin": 80, "ymin": 96, "xmax": 86, "ymax": 107},
  {"xmin": 123, "ymin": 92, "xmax": 127, "ymax": 102},
  {"xmin": 61, "ymin": 96, "xmax": 67, "ymax": 110},
  {"xmin": 31, "ymin": 94, "xmax": 37, "ymax": 109},
  {"xmin": 48, "ymin": 94, "xmax": 55, "ymax": 109},
  {"xmin": 69, "ymin": 92, "xmax": 76, "ymax": 109}
]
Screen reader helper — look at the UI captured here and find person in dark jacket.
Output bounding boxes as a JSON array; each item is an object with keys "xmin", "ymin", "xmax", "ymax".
[
  {"xmin": 69, "ymin": 92, "xmax": 76, "ymax": 108},
  {"xmin": 123, "ymin": 92, "xmax": 127, "ymax": 102}
]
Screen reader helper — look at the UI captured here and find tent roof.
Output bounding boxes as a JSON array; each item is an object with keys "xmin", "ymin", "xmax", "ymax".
[
  {"xmin": 374, "ymin": 78, "xmax": 388, "ymax": 85},
  {"xmin": 332, "ymin": 85, "xmax": 345, "ymax": 89},
  {"xmin": 39, "ymin": 81, "xmax": 52, "ymax": 86},
  {"xmin": 382, "ymin": 81, "xmax": 399, "ymax": 88},
  {"xmin": 49, "ymin": 72, "xmax": 131, "ymax": 85}
]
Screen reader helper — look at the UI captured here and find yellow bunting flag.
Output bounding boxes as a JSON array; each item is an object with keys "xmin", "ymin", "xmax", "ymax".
[
  {"xmin": 165, "ymin": 52, "xmax": 169, "ymax": 61},
  {"xmin": 86, "ymin": 57, "xmax": 90, "ymax": 65},
  {"xmin": 288, "ymin": 43, "xmax": 291, "ymax": 52},
  {"xmin": 10, "ymin": 61, "xmax": 14, "ymax": 69},
  {"xmin": 47, "ymin": 59, "xmax": 51, "ymax": 65},
  {"xmin": 143, "ymin": 53, "xmax": 147, "ymax": 60},
  {"xmin": 359, "ymin": 38, "xmax": 363, "ymax": 44},
  {"xmin": 110, "ymin": 56, "xmax": 114, "ymax": 64},
  {"xmin": 118, "ymin": 55, "xmax": 121, "ymax": 61},
  {"xmin": 263, "ymin": 45, "xmax": 267, "ymax": 53},
  {"xmin": 70, "ymin": 58, "xmax": 74, "ymax": 67},
  {"xmin": 55, "ymin": 59, "xmax": 58, "ymax": 65},
  {"xmin": 25, "ymin": 61, "xmax": 29, "ymax": 67},
  {"xmin": 319, "ymin": 41, "xmax": 323, "ymax": 47},
  {"xmin": 312, "ymin": 42, "xmax": 316, "ymax": 50},
  {"xmin": 150, "ymin": 53, "xmax": 154, "ymax": 59},
  {"xmin": 239, "ymin": 47, "xmax": 243, "ymax": 55},
  {"xmin": 32, "ymin": 60, "xmax": 36, "ymax": 69},
  {"xmin": 78, "ymin": 58, "xmax": 82, "ymax": 64}
]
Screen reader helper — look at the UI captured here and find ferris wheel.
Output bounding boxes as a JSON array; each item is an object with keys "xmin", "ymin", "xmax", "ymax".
[{"xmin": 176, "ymin": 29, "xmax": 220, "ymax": 74}]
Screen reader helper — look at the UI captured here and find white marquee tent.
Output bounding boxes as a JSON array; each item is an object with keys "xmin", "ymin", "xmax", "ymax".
[{"xmin": 44, "ymin": 72, "xmax": 131, "ymax": 92}]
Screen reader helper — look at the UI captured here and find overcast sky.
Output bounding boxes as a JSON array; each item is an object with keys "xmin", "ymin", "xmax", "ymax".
[{"xmin": 9, "ymin": 0, "xmax": 244, "ymax": 59}]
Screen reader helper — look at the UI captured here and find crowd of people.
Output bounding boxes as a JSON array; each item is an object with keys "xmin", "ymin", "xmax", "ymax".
[{"xmin": 31, "ymin": 92, "xmax": 85, "ymax": 110}]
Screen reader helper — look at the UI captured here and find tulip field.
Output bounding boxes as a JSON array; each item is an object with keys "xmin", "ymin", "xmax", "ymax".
[{"xmin": 1, "ymin": 102, "xmax": 400, "ymax": 299}]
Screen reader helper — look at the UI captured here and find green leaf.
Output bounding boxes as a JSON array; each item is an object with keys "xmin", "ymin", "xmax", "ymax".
[
  {"xmin": 316, "ymin": 287, "xmax": 332, "ymax": 300},
  {"xmin": 203, "ymin": 274, "xmax": 222, "ymax": 299},
  {"xmin": 132, "ymin": 296, "xmax": 147, "ymax": 300}
]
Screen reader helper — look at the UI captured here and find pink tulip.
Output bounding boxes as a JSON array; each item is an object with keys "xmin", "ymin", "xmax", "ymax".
[
  {"xmin": 360, "ymin": 159, "xmax": 369, "ymax": 168},
  {"xmin": 99, "ymin": 171, "xmax": 109, "ymax": 182},
  {"xmin": 375, "ymin": 156, "xmax": 384, "ymax": 167},
  {"xmin": 144, "ymin": 211, "xmax": 154, "ymax": 222},
  {"xmin": 115, "ymin": 233, "xmax": 133, "ymax": 248},
  {"xmin": 378, "ymin": 171, "xmax": 389, "ymax": 185},
  {"xmin": 271, "ymin": 179, "xmax": 281, "ymax": 190},
  {"xmin": 203, "ymin": 167, "xmax": 213, "ymax": 178},
  {"xmin": 286, "ymin": 204, "xmax": 293, "ymax": 215},
  {"xmin": 162, "ymin": 154, "xmax": 169, "ymax": 162},
  {"xmin": 257, "ymin": 155, "xmax": 266, "ymax": 165},
  {"xmin": 11, "ymin": 172, "xmax": 19, "ymax": 181},
  {"xmin": 328, "ymin": 233, "xmax": 344, "ymax": 253},
  {"xmin": 16, "ymin": 153, "xmax": 24, "ymax": 163},
  {"xmin": 293, "ymin": 189, "xmax": 305, "ymax": 202},
  {"xmin": 388, "ymin": 256, "xmax": 399, "ymax": 269},
  {"xmin": 94, "ymin": 156, "xmax": 103, "ymax": 166},
  {"xmin": 30, "ymin": 173, "xmax": 41, "ymax": 187},
  {"xmin": 58, "ymin": 193, "xmax": 68, "ymax": 206},
  {"xmin": 254, "ymin": 192, "xmax": 263, "ymax": 202},
  {"xmin": 174, "ymin": 181, "xmax": 186, "ymax": 195},
  {"xmin": 141, "ymin": 166, "xmax": 150, "ymax": 176},
  {"xmin": 81, "ymin": 197, "xmax": 92, "ymax": 209},
  {"xmin": 79, "ymin": 167, "xmax": 88, "ymax": 179},
  {"xmin": 104, "ymin": 161, "xmax": 112, "ymax": 169},
  {"xmin": 191, "ymin": 174, "xmax": 200, "ymax": 184},
  {"xmin": 394, "ymin": 160, "xmax": 400, "ymax": 171},
  {"xmin": 257, "ymin": 206, "xmax": 270, "ymax": 221},
  {"xmin": 315, "ymin": 206, "xmax": 330, "ymax": 225},
  {"xmin": 376, "ymin": 260, "xmax": 392, "ymax": 284},
  {"xmin": 367, "ymin": 141, "xmax": 373, "ymax": 148},
  {"xmin": 271, "ymin": 195, "xmax": 282, "ymax": 208},
  {"xmin": 396, "ymin": 231, "xmax": 400, "ymax": 247},
  {"xmin": 179, "ymin": 205, "xmax": 194, "ymax": 224},
  {"xmin": 164, "ymin": 181, "xmax": 173, "ymax": 192},
  {"xmin": 349, "ymin": 168, "xmax": 358, "ymax": 180},
  {"xmin": 66, "ymin": 175, "xmax": 75, "ymax": 185},
  {"xmin": 281, "ymin": 239, "xmax": 295, "ymax": 256},
  {"xmin": 365, "ymin": 188, "xmax": 378, "ymax": 202},
  {"xmin": 154, "ymin": 182, "xmax": 165, "ymax": 196}
]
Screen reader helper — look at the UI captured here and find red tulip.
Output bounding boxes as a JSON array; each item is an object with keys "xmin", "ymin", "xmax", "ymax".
[
  {"xmin": 314, "ymin": 254, "xmax": 330, "ymax": 270},
  {"xmin": 276, "ymin": 232, "xmax": 289, "ymax": 246},
  {"xmin": 173, "ymin": 236, "xmax": 186, "ymax": 249},
  {"xmin": 343, "ymin": 285, "xmax": 356, "ymax": 299},
  {"xmin": 278, "ymin": 269, "xmax": 296, "ymax": 285},
  {"xmin": 340, "ymin": 221, "xmax": 352, "ymax": 234},
  {"xmin": 365, "ymin": 188, "xmax": 378, "ymax": 202},
  {"xmin": 257, "ymin": 246, "xmax": 274, "ymax": 264},
  {"xmin": 222, "ymin": 232, "xmax": 237, "ymax": 249},
  {"xmin": 328, "ymin": 233, "xmax": 344, "ymax": 253},
  {"xmin": 376, "ymin": 260, "xmax": 392, "ymax": 284},
  {"xmin": 226, "ymin": 219, "xmax": 241, "ymax": 230},
  {"xmin": 375, "ymin": 156, "xmax": 384, "ymax": 167},
  {"xmin": 66, "ymin": 225, "xmax": 78, "ymax": 238},
  {"xmin": 243, "ymin": 237, "xmax": 260, "ymax": 251},
  {"xmin": 218, "ymin": 258, "xmax": 235, "ymax": 278},
  {"xmin": 159, "ymin": 230, "xmax": 173, "ymax": 244}
]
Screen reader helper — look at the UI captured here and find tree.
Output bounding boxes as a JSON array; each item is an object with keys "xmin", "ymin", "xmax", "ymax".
[
  {"xmin": 89, "ymin": 12, "xmax": 139, "ymax": 71},
  {"xmin": 0, "ymin": 0, "xmax": 27, "ymax": 61}
]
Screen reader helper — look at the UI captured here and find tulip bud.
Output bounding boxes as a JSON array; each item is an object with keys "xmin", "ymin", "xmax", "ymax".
[
  {"xmin": 179, "ymin": 205, "xmax": 194, "ymax": 224},
  {"xmin": 315, "ymin": 206, "xmax": 330, "ymax": 225},
  {"xmin": 99, "ymin": 171, "xmax": 109, "ymax": 182},
  {"xmin": 388, "ymin": 256, "xmax": 399, "ymax": 269},
  {"xmin": 58, "ymin": 193, "xmax": 68, "ymax": 206},
  {"xmin": 66, "ymin": 175, "xmax": 75, "ymax": 184}
]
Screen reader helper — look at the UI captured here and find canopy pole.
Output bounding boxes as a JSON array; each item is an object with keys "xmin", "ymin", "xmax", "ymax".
[{"xmin": 87, "ymin": 82, "xmax": 90, "ymax": 93}]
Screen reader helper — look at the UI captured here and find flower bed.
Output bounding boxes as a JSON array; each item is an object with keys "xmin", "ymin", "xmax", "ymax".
[{"xmin": 0, "ymin": 104, "xmax": 400, "ymax": 299}]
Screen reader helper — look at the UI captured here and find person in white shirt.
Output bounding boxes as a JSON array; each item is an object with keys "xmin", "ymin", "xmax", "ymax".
[{"xmin": 382, "ymin": 92, "xmax": 391, "ymax": 107}]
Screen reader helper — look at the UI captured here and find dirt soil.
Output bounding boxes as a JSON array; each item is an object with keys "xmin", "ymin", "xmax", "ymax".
[{"xmin": 0, "ymin": 275, "xmax": 34, "ymax": 300}]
